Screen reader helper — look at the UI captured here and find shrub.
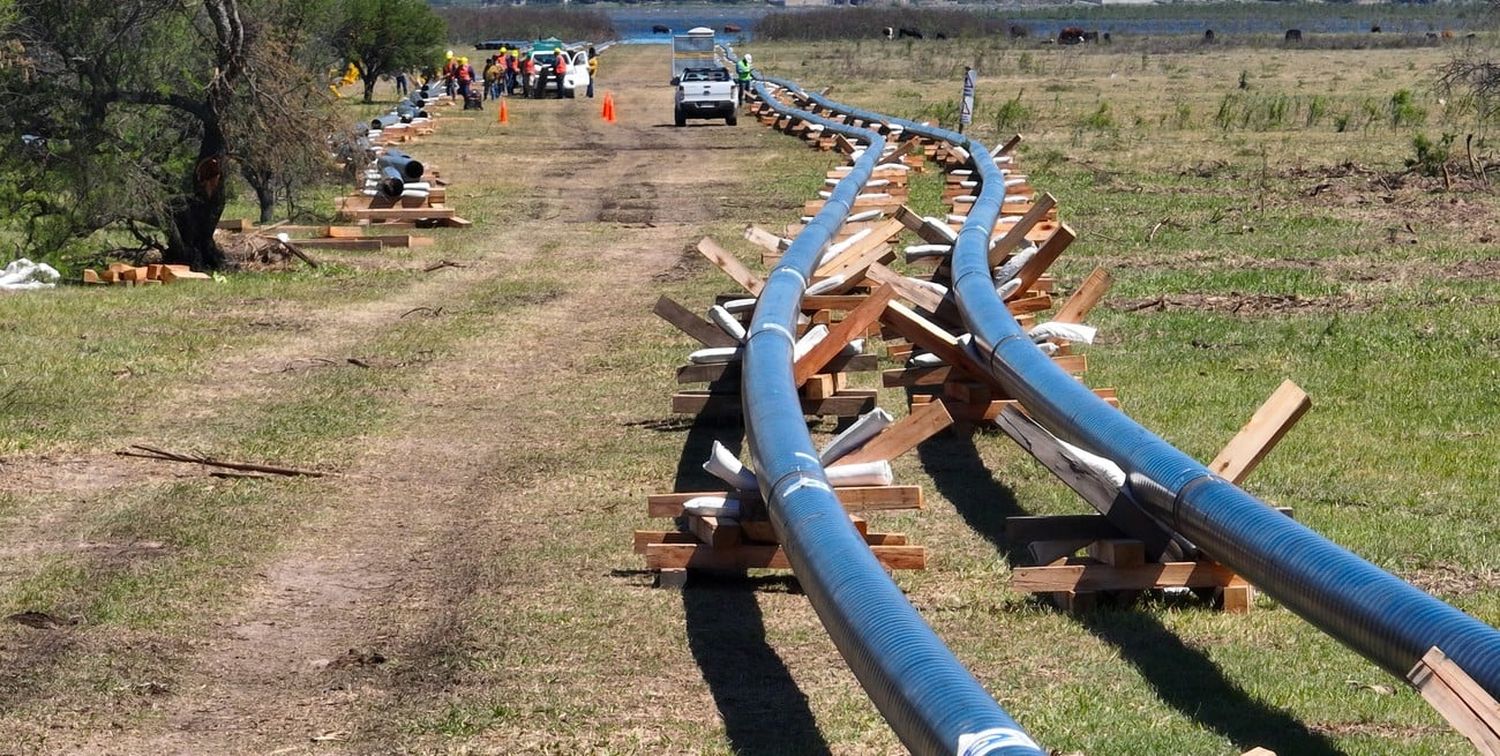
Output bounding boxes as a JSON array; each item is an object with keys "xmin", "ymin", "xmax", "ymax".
[
  {"xmin": 1407, "ymin": 132, "xmax": 1455, "ymax": 176},
  {"xmin": 1390, "ymin": 89, "xmax": 1427, "ymax": 129}
]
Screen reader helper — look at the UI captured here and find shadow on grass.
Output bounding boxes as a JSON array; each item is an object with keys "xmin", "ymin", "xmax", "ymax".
[
  {"xmin": 919, "ymin": 424, "xmax": 1339, "ymax": 754},
  {"xmin": 1077, "ymin": 610, "xmax": 1343, "ymax": 756},
  {"xmin": 667, "ymin": 413, "xmax": 830, "ymax": 754},
  {"xmin": 683, "ymin": 574, "xmax": 832, "ymax": 756},
  {"xmin": 915, "ymin": 428, "xmax": 1031, "ymax": 565}
]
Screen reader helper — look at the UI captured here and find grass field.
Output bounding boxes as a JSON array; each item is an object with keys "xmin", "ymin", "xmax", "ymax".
[{"xmin": 0, "ymin": 38, "xmax": 1495, "ymax": 754}]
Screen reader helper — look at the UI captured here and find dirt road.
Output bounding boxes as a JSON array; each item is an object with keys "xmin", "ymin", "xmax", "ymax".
[{"xmin": 1, "ymin": 45, "xmax": 862, "ymax": 754}]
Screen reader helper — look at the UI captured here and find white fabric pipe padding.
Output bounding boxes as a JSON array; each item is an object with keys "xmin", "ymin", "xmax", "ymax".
[
  {"xmin": 904, "ymin": 244, "xmax": 952, "ymax": 261},
  {"xmin": 946, "ymin": 214, "xmax": 969, "ymax": 224},
  {"xmin": 1037, "ymin": 341, "xmax": 1060, "ymax": 356},
  {"xmin": 805, "ymin": 275, "xmax": 846, "ymax": 296},
  {"xmin": 948, "ymin": 145, "xmax": 972, "ymax": 163},
  {"xmin": 723, "ymin": 298, "xmax": 758, "ymax": 314},
  {"xmin": 689, "ymin": 346, "xmax": 743, "ymax": 364},
  {"xmin": 923, "ymin": 217, "xmax": 959, "ymax": 243},
  {"xmin": 909, "ymin": 352, "xmax": 946, "ymax": 367},
  {"xmin": 1029, "ymin": 321, "xmax": 1098, "ymax": 344},
  {"xmin": 857, "ymin": 192, "xmax": 892, "ymax": 201},
  {"xmin": 793, "ymin": 324, "xmax": 828, "ymax": 362},
  {"xmin": 1005, "ymin": 177, "xmax": 1026, "ymax": 187},
  {"xmin": 952, "ymin": 169, "xmax": 973, "ymax": 176},
  {"xmin": 954, "ymin": 195, "xmax": 977, "ymax": 204},
  {"xmin": 847, "ymin": 209, "xmax": 884, "ymax": 222},
  {"xmin": 683, "ymin": 496, "xmax": 742, "ymax": 519},
  {"xmin": 808, "ymin": 124, "xmax": 825, "ymax": 132},
  {"xmin": 709, "ymin": 305, "xmax": 747, "ymax": 342},
  {"xmin": 864, "ymin": 179, "xmax": 891, "ymax": 189},
  {"xmin": 824, "ymin": 228, "xmax": 872, "ymax": 261},
  {"xmin": 400, "ymin": 189, "xmax": 429, "ymax": 199},
  {"xmin": 800, "ymin": 216, "xmax": 815, "ymax": 223},
  {"xmin": 704, "ymin": 441, "xmax": 759, "ymax": 491},
  {"xmin": 818, "ymin": 190, "xmax": 833, "ymax": 199},
  {"xmin": 992, "ymin": 247, "xmax": 1037, "ymax": 284},
  {"xmin": 403, "ymin": 182, "xmax": 431, "ymax": 191},
  {"xmin": 825, "ymin": 460, "xmax": 894, "ymax": 487},
  {"xmin": 1059, "ymin": 438, "xmax": 1127, "ymax": 489},
  {"xmin": 907, "ymin": 277, "xmax": 949, "ymax": 298},
  {"xmin": 960, "ymin": 180, "xmax": 979, "ymax": 188},
  {"xmin": 996, "ymin": 278, "xmax": 1023, "ymax": 300},
  {"xmin": 994, "ymin": 155, "xmax": 1014, "ymax": 164},
  {"xmin": 819, "ymin": 408, "xmax": 894, "ymax": 464},
  {"xmin": 361, "ymin": 189, "xmax": 378, "ymax": 196}
]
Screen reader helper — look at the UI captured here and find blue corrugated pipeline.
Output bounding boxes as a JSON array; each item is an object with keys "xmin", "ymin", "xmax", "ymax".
[
  {"xmin": 786, "ymin": 78, "xmax": 1500, "ymax": 695},
  {"xmin": 739, "ymin": 75, "xmax": 1046, "ymax": 756},
  {"xmin": 766, "ymin": 68, "xmax": 1500, "ymax": 697}
]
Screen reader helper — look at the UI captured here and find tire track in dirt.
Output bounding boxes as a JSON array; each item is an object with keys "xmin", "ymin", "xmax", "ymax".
[{"xmin": 50, "ymin": 46, "xmax": 767, "ymax": 754}]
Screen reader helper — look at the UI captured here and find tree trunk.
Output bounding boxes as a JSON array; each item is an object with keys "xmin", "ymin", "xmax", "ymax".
[
  {"xmin": 363, "ymin": 75, "xmax": 377, "ymax": 103},
  {"xmin": 164, "ymin": 121, "xmax": 229, "ymax": 270},
  {"xmin": 242, "ymin": 164, "xmax": 277, "ymax": 224}
]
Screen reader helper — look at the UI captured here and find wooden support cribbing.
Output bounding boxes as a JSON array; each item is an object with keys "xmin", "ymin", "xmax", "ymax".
[
  {"xmin": 653, "ymin": 296, "xmax": 739, "ymax": 348},
  {"xmin": 646, "ymin": 543, "xmax": 925, "ymax": 571},
  {"xmin": 995, "ymin": 407, "xmax": 1178, "ymax": 560},
  {"xmin": 895, "ymin": 205, "xmax": 955, "ymax": 245},
  {"xmin": 863, "ymin": 263, "xmax": 945, "ymax": 313},
  {"xmin": 686, "ymin": 514, "xmax": 741, "ymax": 549},
  {"xmin": 882, "ymin": 354, "xmax": 1088, "ymax": 388},
  {"xmin": 646, "ymin": 485, "xmax": 923, "ymax": 517},
  {"xmin": 834, "ymin": 134, "xmax": 856, "ymax": 155},
  {"xmin": 1408, "ymin": 647, "xmax": 1500, "ymax": 754},
  {"xmin": 794, "ymin": 284, "xmax": 894, "ymax": 386},
  {"xmin": 672, "ymin": 390, "xmax": 877, "ymax": 418},
  {"xmin": 1054, "ymin": 267, "xmax": 1113, "ymax": 324},
  {"xmin": 1010, "ymin": 224, "xmax": 1076, "ymax": 298},
  {"xmin": 995, "ymin": 133, "xmax": 1023, "ymax": 156},
  {"xmin": 1209, "ymin": 380, "xmax": 1311, "ymax": 485},
  {"xmin": 1011, "ymin": 561, "xmax": 1245, "ymax": 593},
  {"xmin": 678, "ymin": 354, "xmax": 878, "ymax": 385},
  {"xmin": 988, "ymin": 193, "xmax": 1057, "ymax": 267},
  {"xmin": 835, "ymin": 400, "xmax": 955, "ymax": 466},
  {"xmin": 878, "ymin": 302, "xmax": 992, "ymax": 383},
  {"xmin": 814, "ymin": 218, "xmax": 905, "ymax": 279},
  {"xmin": 696, "ymin": 238, "xmax": 765, "ymax": 295},
  {"xmin": 744, "ymin": 224, "xmax": 789, "ymax": 253},
  {"xmin": 879, "ymin": 136, "xmax": 922, "ymax": 166}
]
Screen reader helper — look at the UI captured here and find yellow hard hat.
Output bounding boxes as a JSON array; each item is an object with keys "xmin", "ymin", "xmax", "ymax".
[
  {"xmin": 446, "ymin": 50, "xmax": 454, "ymax": 59},
  {"xmin": 460, "ymin": 57, "xmax": 468, "ymax": 64}
]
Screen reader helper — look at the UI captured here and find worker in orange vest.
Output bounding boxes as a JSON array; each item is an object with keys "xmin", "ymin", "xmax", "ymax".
[{"xmin": 550, "ymin": 49, "xmax": 568, "ymax": 98}]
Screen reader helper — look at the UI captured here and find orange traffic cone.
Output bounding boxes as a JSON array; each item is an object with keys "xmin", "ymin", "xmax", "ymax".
[
  {"xmin": 602, "ymin": 91, "xmax": 616, "ymax": 123},
  {"xmin": 498, "ymin": 97, "xmax": 509, "ymax": 125}
]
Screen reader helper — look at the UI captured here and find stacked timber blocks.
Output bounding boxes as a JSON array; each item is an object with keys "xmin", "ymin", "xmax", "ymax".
[{"xmin": 82, "ymin": 263, "xmax": 210, "ymax": 286}]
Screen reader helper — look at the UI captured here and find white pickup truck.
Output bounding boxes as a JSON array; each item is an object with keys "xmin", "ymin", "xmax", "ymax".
[
  {"xmin": 526, "ymin": 44, "xmax": 591, "ymax": 99},
  {"xmin": 674, "ymin": 67, "xmax": 738, "ymax": 127}
]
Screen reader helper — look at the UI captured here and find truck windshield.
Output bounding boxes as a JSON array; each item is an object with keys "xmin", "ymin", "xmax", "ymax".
[{"xmin": 682, "ymin": 69, "xmax": 729, "ymax": 82}]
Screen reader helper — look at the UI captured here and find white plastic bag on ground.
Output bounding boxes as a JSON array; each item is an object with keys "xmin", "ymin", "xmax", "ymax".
[{"xmin": 0, "ymin": 259, "xmax": 61, "ymax": 291}]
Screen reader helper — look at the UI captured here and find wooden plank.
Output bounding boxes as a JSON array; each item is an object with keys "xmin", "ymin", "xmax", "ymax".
[
  {"xmin": 672, "ymin": 390, "xmax": 876, "ymax": 418},
  {"xmin": 1087, "ymin": 539, "xmax": 1146, "ymax": 567},
  {"xmin": 1209, "ymin": 380, "xmax": 1311, "ymax": 485},
  {"xmin": 863, "ymin": 262, "xmax": 945, "ymax": 313},
  {"xmin": 687, "ymin": 514, "xmax": 741, "ymax": 549},
  {"xmin": 696, "ymin": 238, "xmax": 764, "ymax": 295},
  {"xmin": 653, "ymin": 296, "xmax": 738, "ymax": 348},
  {"xmin": 836, "ymin": 400, "xmax": 955, "ymax": 466},
  {"xmin": 1012, "ymin": 224, "xmax": 1075, "ymax": 297},
  {"xmin": 633, "ymin": 530, "xmax": 698, "ymax": 553},
  {"xmin": 293, "ymin": 238, "xmax": 385, "ymax": 251},
  {"xmin": 881, "ymin": 354, "xmax": 1086, "ymax": 388},
  {"xmin": 646, "ymin": 543, "xmax": 925, "ymax": 571},
  {"xmin": 1407, "ymin": 647, "xmax": 1500, "ymax": 755},
  {"xmin": 814, "ymin": 218, "xmax": 905, "ymax": 278},
  {"xmin": 995, "ymin": 407, "xmax": 1177, "ymax": 561},
  {"xmin": 878, "ymin": 302, "xmax": 991, "ymax": 383},
  {"xmin": 678, "ymin": 353, "xmax": 877, "ymax": 385},
  {"xmin": 878, "ymin": 136, "xmax": 921, "ymax": 166},
  {"xmin": 794, "ymin": 284, "xmax": 894, "ymax": 386},
  {"xmin": 743, "ymin": 225, "xmax": 787, "ymax": 253},
  {"xmin": 647, "ymin": 485, "xmax": 923, "ymax": 517},
  {"xmin": 1055, "ymin": 267, "xmax": 1113, "ymax": 324},
  {"xmin": 987, "ymin": 193, "xmax": 1057, "ymax": 267},
  {"xmin": 336, "ymin": 206, "xmax": 455, "ymax": 221},
  {"xmin": 217, "ymin": 218, "xmax": 252, "ymax": 232},
  {"xmin": 1011, "ymin": 561, "xmax": 1243, "ymax": 593}
]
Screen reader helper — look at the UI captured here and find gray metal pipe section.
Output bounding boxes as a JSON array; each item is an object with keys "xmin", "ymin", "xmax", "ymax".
[
  {"xmin": 740, "ymin": 74, "xmax": 1044, "ymax": 756},
  {"xmin": 757, "ymin": 77, "xmax": 1500, "ymax": 695},
  {"xmin": 378, "ymin": 148, "xmax": 424, "ymax": 181}
]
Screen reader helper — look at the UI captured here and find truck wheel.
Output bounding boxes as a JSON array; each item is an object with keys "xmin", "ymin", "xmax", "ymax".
[
  {"xmin": 675, "ymin": 107, "xmax": 686, "ymax": 127},
  {"xmin": 726, "ymin": 111, "xmax": 738, "ymax": 126}
]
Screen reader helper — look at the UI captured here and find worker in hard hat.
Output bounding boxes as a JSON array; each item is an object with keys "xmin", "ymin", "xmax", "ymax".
[
  {"xmin": 586, "ymin": 46, "xmax": 599, "ymax": 98},
  {"xmin": 551, "ymin": 48, "xmax": 569, "ymax": 98},
  {"xmin": 443, "ymin": 52, "xmax": 458, "ymax": 98},
  {"xmin": 736, "ymin": 53, "xmax": 754, "ymax": 105}
]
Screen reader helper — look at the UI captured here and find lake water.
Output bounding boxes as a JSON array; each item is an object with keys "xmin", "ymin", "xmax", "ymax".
[{"xmin": 603, "ymin": 4, "xmax": 1478, "ymax": 43}]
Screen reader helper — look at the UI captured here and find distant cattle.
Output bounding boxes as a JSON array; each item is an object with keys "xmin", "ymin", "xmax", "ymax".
[
  {"xmin": 935, "ymin": 31, "xmax": 949, "ymax": 40},
  {"xmin": 1371, "ymin": 25, "xmax": 1382, "ymax": 33},
  {"xmin": 897, "ymin": 27, "xmax": 923, "ymax": 40},
  {"xmin": 1284, "ymin": 29, "xmax": 1302, "ymax": 43},
  {"xmin": 651, "ymin": 25, "xmax": 670, "ymax": 34},
  {"xmin": 1009, "ymin": 24, "xmax": 1029, "ymax": 39},
  {"xmin": 883, "ymin": 26, "xmax": 894, "ymax": 40},
  {"xmin": 1100, "ymin": 31, "xmax": 1111, "ymax": 43},
  {"xmin": 1426, "ymin": 31, "xmax": 1439, "ymax": 40},
  {"xmin": 1442, "ymin": 29, "xmax": 1454, "ymax": 39},
  {"xmin": 1058, "ymin": 27, "xmax": 1087, "ymax": 45},
  {"xmin": 1204, "ymin": 29, "xmax": 1216, "ymax": 43},
  {"xmin": 723, "ymin": 24, "xmax": 741, "ymax": 34}
]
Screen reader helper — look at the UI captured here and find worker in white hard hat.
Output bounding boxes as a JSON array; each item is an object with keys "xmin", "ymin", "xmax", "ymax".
[{"xmin": 736, "ymin": 54, "xmax": 754, "ymax": 105}]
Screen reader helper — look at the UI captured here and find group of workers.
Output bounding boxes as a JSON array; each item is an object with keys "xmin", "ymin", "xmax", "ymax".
[{"xmin": 432, "ymin": 47, "xmax": 600, "ymax": 103}]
